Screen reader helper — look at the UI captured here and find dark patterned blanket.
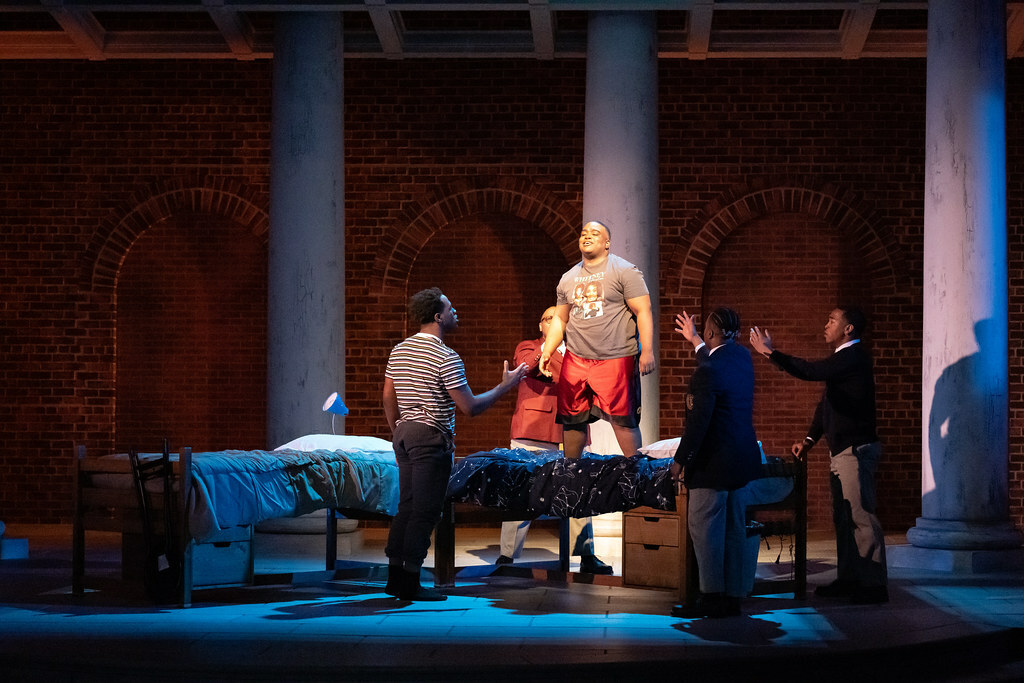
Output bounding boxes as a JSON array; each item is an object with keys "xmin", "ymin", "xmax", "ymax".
[{"xmin": 445, "ymin": 448, "xmax": 677, "ymax": 517}]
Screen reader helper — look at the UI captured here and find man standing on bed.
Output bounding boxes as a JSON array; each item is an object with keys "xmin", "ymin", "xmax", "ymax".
[
  {"xmin": 383, "ymin": 287, "xmax": 529, "ymax": 601},
  {"xmin": 537, "ymin": 219, "xmax": 655, "ymax": 575},
  {"xmin": 671, "ymin": 307, "xmax": 762, "ymax": 618},
  {"xmin": 496, "ymin": 306, "xmax": 596, "ymax": 569}
]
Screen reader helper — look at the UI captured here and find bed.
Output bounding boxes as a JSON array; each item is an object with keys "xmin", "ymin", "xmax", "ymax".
[
  {"xmin": 430, "ymin": 443, "xmax": 806, "ymax": 603},
  {"xmin": 74, "ymin": 435, "xmax": 803, "ymax": 607},
  {"xmin": 72, "ymin": 435, "xmax": 398, "ymax": 606}
]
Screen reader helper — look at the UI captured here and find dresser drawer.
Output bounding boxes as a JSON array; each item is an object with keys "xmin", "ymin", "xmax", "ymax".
[
  {"xmin": 622, "ymin": 541, "xmax": 679, "ymax": 588},
  {"xmin": 623, "ymin": 510, "xmax": 679, "ymax": 547}
]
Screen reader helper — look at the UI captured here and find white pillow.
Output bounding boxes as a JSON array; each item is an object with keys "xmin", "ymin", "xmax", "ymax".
[
  {"xmin": 638, "ymin": 437, "xmax": 679, "ymax": 459},
  {"xmin": 274, "ymin": 433, "xmax": 393, "ymax": 453}
]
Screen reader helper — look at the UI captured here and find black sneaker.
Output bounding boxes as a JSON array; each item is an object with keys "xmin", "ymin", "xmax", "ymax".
[
  {"xmin": 814, "ymin": 578, "xmax": 860, "ymax": 598},
  {"xmin": 850, "ymin": 585, "xmax": 889, "ymax": 604},
  {"xmin": 495, "ymin": 555, "xmax": 514, "ymax": 565},
  {"xmin": 579, "ymin": 555, "xmax": 614, "ymax": 575}
]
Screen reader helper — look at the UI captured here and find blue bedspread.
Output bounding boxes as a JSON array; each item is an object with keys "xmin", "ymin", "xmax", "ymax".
[{"xmin": 187, "ymin": 448, "xmax": 399, "ymax": 541}]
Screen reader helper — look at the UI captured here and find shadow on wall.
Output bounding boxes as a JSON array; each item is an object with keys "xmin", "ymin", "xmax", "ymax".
[{"xmin": 924, "ymin": 318, "xmax": 1006, "ymax": 524}]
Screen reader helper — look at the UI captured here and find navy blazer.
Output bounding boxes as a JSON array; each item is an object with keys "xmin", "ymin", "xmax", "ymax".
[{"xmin": 674, "ymin": 339, "xmax": 762, "ymax": 490}]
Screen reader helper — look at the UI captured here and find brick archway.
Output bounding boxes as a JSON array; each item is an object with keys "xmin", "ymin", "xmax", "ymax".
[
  {"xmin": 374, "ymin": 176, "xmax": 581, "ymax": 291},
  {"xmin": 87, "ymin": 178, "xmax": 268, "ymax": 292},
  {"xmin": 667, "ymin": 181, "xmax": 908, "ymax": 300},
  {"xmin": 661, "ymin": 181, "xmax": 912, "ymax": 533}
]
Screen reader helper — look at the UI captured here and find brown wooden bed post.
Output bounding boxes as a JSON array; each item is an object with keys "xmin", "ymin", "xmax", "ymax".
[
  {"xmin": 179, "ymin": 446, "xmax": 193, "ymax": 608},
  {"xmin": 72, "ymin": 444, "xmax": 86, "ymax": 596}
]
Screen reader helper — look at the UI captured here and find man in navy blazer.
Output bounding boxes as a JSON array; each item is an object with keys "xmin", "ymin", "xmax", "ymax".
[{"xmin": 670, "ymin": 307, "xmax": 762, "ymax": 618}]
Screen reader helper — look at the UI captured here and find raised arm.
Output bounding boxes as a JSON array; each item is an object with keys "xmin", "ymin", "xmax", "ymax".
[
  {"xmin": 675, "ymin": 310, "xmax": 704, "ymax": 350},
  {"xmin": 449, "ymin": 360, "xmax": 529, "ymax": 417}
]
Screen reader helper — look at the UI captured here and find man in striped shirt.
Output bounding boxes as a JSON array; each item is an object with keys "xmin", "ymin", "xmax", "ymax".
[{"xmin": 383, "ymin": 287, "xmax": 528, "ymax": 601}]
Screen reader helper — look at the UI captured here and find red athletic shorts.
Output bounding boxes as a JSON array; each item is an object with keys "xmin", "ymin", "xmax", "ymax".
[{"xmin": 556, "ymin": 351, "xmax": 641, "ymax": 429}]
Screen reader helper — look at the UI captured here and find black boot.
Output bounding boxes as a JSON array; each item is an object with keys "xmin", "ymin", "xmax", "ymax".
[
  {"xmin": 384, "ymin": 564, "xmax": 402, "ymax": 597},
  {"xmin": 396, "ymin": 568, "xmax": 447, "ymax": 602}
]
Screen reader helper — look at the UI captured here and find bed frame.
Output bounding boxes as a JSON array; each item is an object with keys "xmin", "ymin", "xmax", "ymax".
[
  {"xmin": 329, "ymin": 457, "xmax": 807, "ymax": 604},
  {"xmin": 73, "ymin": 445, "xmax": 253, "ymax": 608},
  {"xmin": 74, "ymin": 443, "xmax": 804, "ymax": 607}
]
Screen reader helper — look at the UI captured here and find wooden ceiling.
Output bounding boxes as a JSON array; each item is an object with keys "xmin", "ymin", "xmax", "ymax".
[{"xmin": 1, "ymin": 1, "xmax": 1022, "ymax": 61}]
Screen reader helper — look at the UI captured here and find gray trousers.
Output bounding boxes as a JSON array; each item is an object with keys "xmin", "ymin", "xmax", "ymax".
[{"xmin": 687, "ymin": 486, "xmax": 748, "ymax": 597}]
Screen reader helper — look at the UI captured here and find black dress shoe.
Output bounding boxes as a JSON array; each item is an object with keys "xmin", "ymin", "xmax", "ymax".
[
  {"xmin": 579, "ymin": 555, "xmax": 614, "ymax": 575},
  {"xmin": 850, "ymin": 585, "xmax": 889, "ymax": 604},
  {"xmin": 814, "ymin": 578, "xmax": 860, "ymax": 598},
  {"xmin": 670, "ymin": 593, "xmax": 738, "ymax": 619},
  {"xmin": 396, "ymin": 570, "xmax": 447, "ymax": 601},
  {"xmin": 495, "ymin": 555, "xmax": 514, "ymax": 565},
  {"xmin": 671, "ymin": 602, "xmax": 706, "ymax": 618},
  {"xmin": 400, "ymin": 584, "xmax": 448, "ymax": 602}
]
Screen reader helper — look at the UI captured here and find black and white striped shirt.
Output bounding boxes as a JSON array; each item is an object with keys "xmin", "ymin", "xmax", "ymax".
[{"xmin": 385, "ymin": 332, "xmax": 468, "ymax": 437}]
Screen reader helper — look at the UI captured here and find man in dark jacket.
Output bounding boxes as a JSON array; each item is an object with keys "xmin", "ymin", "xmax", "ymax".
[
  {"xmin": 671, "ymin": 307, "xmax": 762, "ymax": 618},
  {"xmin": 749, "ymin": 306, "xmax": 888, "ymax": 604}
]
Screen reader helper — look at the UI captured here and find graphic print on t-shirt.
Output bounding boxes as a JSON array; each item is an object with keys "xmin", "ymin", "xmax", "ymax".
[{"xmin": 571, "ymin": 274, "xmax": 604, "ymax": 320}]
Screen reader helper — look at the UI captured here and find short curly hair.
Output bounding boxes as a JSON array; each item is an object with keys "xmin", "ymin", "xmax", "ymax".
[{"xmin": 408, "ymin": 287, "xmax": 446, "ymax": 325}]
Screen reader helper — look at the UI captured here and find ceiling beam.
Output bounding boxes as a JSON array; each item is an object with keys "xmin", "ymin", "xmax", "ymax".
[
  {"xmin": 529, "ymin": 0, "xmax": 555, "ymax": 60},
  {"xmin": 204, "ymin": 0, "xmax": 256, "ymax": 60},
  {"xmin": 686, "ymin": 0, "xmax": 714, "ymax": 61},
  {"xmin": 366, "ymin": 0, "xmax": 405, "ymax": 59},
  {"xmin": 41, "ymin": 1, "xmax": 106, "ymax": 60},
  {"xmin": 839, "ymin": 0, "xmax": 878, "ymax": 60}
]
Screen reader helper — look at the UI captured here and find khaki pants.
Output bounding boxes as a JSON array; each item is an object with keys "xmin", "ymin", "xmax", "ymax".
[{"xmin": 830, "ymin": 442, "xmax": 887, "ymax": 587}]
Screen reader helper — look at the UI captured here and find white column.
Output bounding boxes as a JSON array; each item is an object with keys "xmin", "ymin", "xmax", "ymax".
[
  {"xmin": 267, "ymin": 13, "xmax": 345, "ymax": 448},
  {"xmin": 583, "ymin": 11, "xmax": 660, "ymax": 446},
  {"xmin": 905, "ymin": 0, "xmax": 1021, "ymax": 556}
]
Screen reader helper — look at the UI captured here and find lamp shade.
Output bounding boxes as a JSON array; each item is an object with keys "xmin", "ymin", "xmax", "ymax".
[{"xmin": 322, "ymin": 392, "xmax": 349, "ymax": 416}]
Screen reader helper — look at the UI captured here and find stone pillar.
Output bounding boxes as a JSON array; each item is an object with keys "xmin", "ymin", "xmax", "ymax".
[
  {"xmin": 898, "ymin": 0, "xmax": 1023, "ymax": 569},
  {"xmin": 267, "ymin": 13, "xmax": 345, "ymax": 448},
  {"xmin": 583, "ymin": 11, "xmax": 660, "ymax": 446}
]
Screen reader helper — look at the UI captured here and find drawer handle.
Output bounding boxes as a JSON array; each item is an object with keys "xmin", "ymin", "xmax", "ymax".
[
  {"xmin": 643, "ymin": 544, "xmax": 661, "ymax": 550},
  {"xmin": 643, "ymin": 517, "xmax": 661, "ymax": 522}
]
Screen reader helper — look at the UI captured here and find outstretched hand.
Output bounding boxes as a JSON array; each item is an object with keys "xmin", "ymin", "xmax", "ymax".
[
  {"xmin": 674, "ymin": 311, "xmax": 702, "ymax": 347},
  {"xmin": 503, "ymin": 360, "xmax": 530, "ymax": 387},
  {"xmin": 748, "ymin": 326, "xmax": 774, "ymax": 356}
]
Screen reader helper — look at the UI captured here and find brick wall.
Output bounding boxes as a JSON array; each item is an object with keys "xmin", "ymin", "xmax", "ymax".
[{"xmin": 1, "ymin": 57, "xmax": 1021, "ymax": 538}]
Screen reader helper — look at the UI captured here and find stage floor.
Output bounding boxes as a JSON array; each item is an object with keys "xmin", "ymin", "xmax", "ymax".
[{"xmin": 2, "ymin": 522, "xmax": 1023, "ymax": 682}]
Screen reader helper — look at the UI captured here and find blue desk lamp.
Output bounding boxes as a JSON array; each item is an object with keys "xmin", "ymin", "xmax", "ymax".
[{"xmin": 322, "ymin": 392, "xmax": 349, "ymax": 434}]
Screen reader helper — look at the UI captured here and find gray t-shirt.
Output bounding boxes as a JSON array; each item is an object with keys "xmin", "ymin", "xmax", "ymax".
[{"xmin": 555, "ymin": 253, "xmax": 649, "ymax": 360}]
